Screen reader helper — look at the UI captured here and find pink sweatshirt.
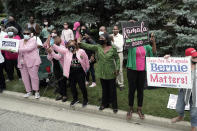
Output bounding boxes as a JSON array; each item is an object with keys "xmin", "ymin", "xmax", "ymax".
[
  {"xmin": 18, "ymin": 38, "xmax": 41, "ymax": 68},
  {"xmin": 2, "ymin": 35, "xmax": 21, "ymax": 60},
  {"xmin": 52, "ymin": 44, "xmax": 89, "ymax": 78}
]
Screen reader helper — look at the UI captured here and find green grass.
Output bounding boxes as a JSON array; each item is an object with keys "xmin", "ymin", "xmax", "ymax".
[{"xmin": 5, "ymin": 68, "xmax": 190, "ymax": 121}]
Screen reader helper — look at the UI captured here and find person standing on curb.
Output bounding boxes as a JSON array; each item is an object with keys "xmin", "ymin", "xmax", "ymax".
[
  {"xmin": 18, "ymin": 29, "xmax": 41, "ymax": 99},
  {"xmin": 50, "ymin": 40, "xmax": 89, "ymax": 107},
  {"xmin": 111, "ymin": 25, "xmax": 124, "ymax": 91},
  {"xmin": 126, "ymin": 20, "xmax": 156, "ymax": 119},
  {"xmin": 78, "ymin": 33, "xmax": 120, "ymax": 113},
  {"xmin": 171, "ymin": 48, "xmax": 197, "ymax": 131}
]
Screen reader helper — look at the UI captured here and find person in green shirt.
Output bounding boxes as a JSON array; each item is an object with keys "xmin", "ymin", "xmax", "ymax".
[
  {"xmin": 40, "ymin": 19, "xmax": 54, "ymax": 42},
  {"xmin": 126, "ymin": 33, "xmax": 156, "ymax": 120},
  {"xmin": 78, "ymin": 33, "xmax": 120, "ymax": 113}
]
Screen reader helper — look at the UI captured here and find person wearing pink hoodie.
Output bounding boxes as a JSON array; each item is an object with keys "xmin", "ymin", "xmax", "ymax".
[
  {"xmin": 73, "ymin": 22, "xmax": 81, "ymax": 40},
  {"xmin": 49, "ymin": 39, "xmax": 89, "ymax": 107},
  {"xmin": 18, "ymin": 29, "xmax": 41, "ymax": 99},
  {"xmin": 2, "ymin": 26, "xmax": 21, "ymax": 81}
]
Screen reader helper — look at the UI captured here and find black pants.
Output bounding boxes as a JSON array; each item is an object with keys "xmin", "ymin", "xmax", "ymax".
[
  {"xmin": 127, "ymin": 69, "xmax": 146, "ymax": 107},
  {"xmin": 100, "ymin": 78, "xmax": 118, "ymax": 109},
  {"xmin": 6, "ymin": 59, "xmax": 21, "ymax": 80},
  {"xmin": 69, "ymin": 71, "xmax": 88, "ymax": 102},
  {"xmin": 57, "ymin": 77, "xmax": 67, "ymax": 96},
  {"xmin": 0, "ymin": 63, "xmax": 6, "ymax": 90},
  {"xmin": 86, "ymin": 63, "xmax": 96, "ymax": 82},
  {"xmin": 53, "ymin": 59, "xmax": 67, "ymax": 96}
]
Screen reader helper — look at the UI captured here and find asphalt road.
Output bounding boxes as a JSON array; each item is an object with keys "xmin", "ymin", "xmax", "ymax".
[{"xmin": 0, "ymin": 94, "xmax": 185, "ymax": 131}]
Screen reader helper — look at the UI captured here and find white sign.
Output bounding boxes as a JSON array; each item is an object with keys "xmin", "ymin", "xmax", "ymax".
[
  {"xmin": 0, "ymin": 38, "xmax": 19, "ymax": 52},
  {"xmin": 146, "ymin": 57, "xmax": 191, "ymax": 89},
  {"xmin": 167, "ymin": 94, "xmax": 190, "ymax": 110}
]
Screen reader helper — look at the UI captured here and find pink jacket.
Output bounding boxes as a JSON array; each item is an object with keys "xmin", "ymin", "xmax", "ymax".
[
  {"xmin": 52, "ymin": 44, "xmax": 89, "ymax": 78},
  {"xmin": 47, "ymin": 45, "xmax": 64, "ymax": 68},
  {"xmin": 18, "ymin": 38, "xmax": 41, "ymax": 68},
  {"xmin": 2, "ymin": 35, "xmax": 21, "ymax": 60}
]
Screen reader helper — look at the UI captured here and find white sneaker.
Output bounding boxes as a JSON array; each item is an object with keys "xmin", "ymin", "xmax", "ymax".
[
  {"xmin": 23, "ymin": 92, "xmax": 32, "ymax": 98},
  {"xmin": 89, "ymin": 82, "xmax": 96, "ymax": 88},
  {"xmin": 85, "ymin": 81, "xmax": 89, "ymax": 86},
  {"xmin": 35, "ymin": 92, "xmax": 40, "ymax": 99}
]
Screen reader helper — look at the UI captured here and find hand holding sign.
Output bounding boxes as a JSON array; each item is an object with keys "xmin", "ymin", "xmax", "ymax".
[{"xmin": 0, "ymin": 38, "xmax": 19, "ymax": 53}]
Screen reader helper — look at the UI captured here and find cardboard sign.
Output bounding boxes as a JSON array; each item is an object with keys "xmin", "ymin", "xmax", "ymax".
[
  {"xmin": 146, "ymin": 57, "xmax": 192, "ymax": 89},
  {"xmin": 121, "ymin": 21, "xmax": 149, "ymax": 49},
  {"xmin": 167, "ymin": 94, "xmax": 190, "ymax": 110},
  {"xmin": 0, "ymin": 38, "xmax": 19, "ymax": 52}
]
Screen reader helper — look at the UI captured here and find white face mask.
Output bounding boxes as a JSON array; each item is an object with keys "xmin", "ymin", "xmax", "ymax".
[
  {"xmin": 24, "ymin": 35, "xmax": 30, "ymax": 40},
  {"xmin": 8, "ymin": 32, "xmax": 14, "ymax": 37},
  {"xmin": 51, "ymin": 33, "xmax": 57, "ymax": 37},
  {"xmin": 99, "ymin": 31, "xmax": 104, "ymax": 36},
  {"xmin": 44, "ymin": 22, "xmax": 48, "ymax": 25}
]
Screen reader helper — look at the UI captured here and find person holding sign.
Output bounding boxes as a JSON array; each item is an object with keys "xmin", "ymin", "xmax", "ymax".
[
  {"xmin": 126, "ymin": 20, "xmax": 156, "ymax": 119},
  {"xmin": 78, "ymin": 33, "xmax": 120, "ymax": 113},
  {"xmin": 171, "ymin": 48, "xmax": 197, "ymax": 131},
  {"xmin": 2, "ymin": 26, "xmax": 21, "ymax": 81},
  {"xmin": 18, "ymin": 29, "xmax": 41, "ymax": 99}
]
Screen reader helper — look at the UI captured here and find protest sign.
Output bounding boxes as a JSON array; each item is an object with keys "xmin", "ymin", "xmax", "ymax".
[
  {"xmin": 121, "ymin": 21, "xmax": 149, "ymax": 49},
  {"xmin": 146, "ymin": 57, "xmax": 191, "ymax": 89},
  {"xmin": 167, "ymin": 94, "xmax": 190, "ymax": 110},
  {"xmin": 0, "ymin": 38, "xmax": 19, "ymax": 52}
]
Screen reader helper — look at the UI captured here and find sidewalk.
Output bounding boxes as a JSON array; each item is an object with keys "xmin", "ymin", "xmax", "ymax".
[{"xmin": 1, "ymin": 91, "xmax": 190, "ymax": 131}]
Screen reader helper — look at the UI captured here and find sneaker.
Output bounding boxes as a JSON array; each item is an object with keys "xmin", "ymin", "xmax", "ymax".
[
  {"xmin": 35, "ymin": 92, "xmax": 40, "ymax": 99},
  {"xmin": 85, "ymin": 81, "xmax": 89, "ymax": 86},
  {"xmin": 89, "ymin": 82, "xmax": 96, "ymax": 88},
  {"xmin": 23, "ymin": 92, "xmax": 32, "ymax": 98},
  {"xmin": 56, "ymin": 96, "xmax": 63, "ymax": 101},
  {"xmin": 82, "ymin": 101, "xmax": 88, "ymax": 107},
  {"xmin": 62, "ymin": 96, "xmax": 68, "ymax": 102},
  {"xmin": 70, "ymin": 100, "xmax": 79, "ymax": 106}
]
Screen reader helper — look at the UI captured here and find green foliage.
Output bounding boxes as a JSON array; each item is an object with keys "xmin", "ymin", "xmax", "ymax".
[{"xmin": 1, "ymin": 0, "xmax": 197, "ymax": 56}]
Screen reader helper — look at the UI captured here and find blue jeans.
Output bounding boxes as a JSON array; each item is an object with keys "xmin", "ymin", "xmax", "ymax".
[{"xmin": 176, "ymin": 89, "xmax": 197, "ymax": 127}]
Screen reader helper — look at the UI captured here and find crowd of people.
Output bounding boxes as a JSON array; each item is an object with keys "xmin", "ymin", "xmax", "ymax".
[{"xmin": 0, "ymin": 15, "xmax": 196, "ymax": 131}]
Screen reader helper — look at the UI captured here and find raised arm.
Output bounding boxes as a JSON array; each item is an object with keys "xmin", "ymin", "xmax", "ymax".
[
  {"xmin": 52, "ymin": 44, "xmax": 67, "ymax": 55},
  {"xmin": 80, "ymin": 42, "xmax": 98, "ymax": 51},
  {"xmin": 19, "ymin": 39, "xmax": 37, "ymax": 53}
]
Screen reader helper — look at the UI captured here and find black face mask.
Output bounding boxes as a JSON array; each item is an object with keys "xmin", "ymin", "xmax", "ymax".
[
  {"xmin": 192, "ymin": 61, "xmax": 197, "ymax": 64},
  {"xmin": 99, "ymin": 40, "xmax": 105, "ymax": 45},
  {"xmin": 68, "ymin": 46, "xmax": 76, "ymax": 52}
]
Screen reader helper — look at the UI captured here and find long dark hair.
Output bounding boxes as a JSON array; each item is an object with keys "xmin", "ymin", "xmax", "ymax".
[{"xmin": 101, "ymin": 33, "xmax": 112, "ymax": 46}]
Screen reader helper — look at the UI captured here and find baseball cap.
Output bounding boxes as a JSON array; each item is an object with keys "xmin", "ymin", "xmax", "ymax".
[
  {"xmin": 73, "ymin": 22, "xmax": 80, "ymax": 31},
  {"xmin": 185, "ymin": 48, "xmax": 196, "ymax": 56}
]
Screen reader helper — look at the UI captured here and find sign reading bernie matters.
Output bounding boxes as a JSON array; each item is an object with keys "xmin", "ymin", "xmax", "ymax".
[
  {"xmin": 146, "ymin": 57, "xmax": 192, "ymax": 89},
  {"xmin": 121, "ymin": 21, "xmax": 149, "ymax": 49},
  {"xmin": 0, "ymin": 38, "xmax": 19, "ymax": 52}
]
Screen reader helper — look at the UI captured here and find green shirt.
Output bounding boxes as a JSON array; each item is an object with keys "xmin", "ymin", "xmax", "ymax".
[
  {"xmin": 40, "ymin": 25, "xmax": 54, "ymax": 39},
  {"xmin": 80, "ymin": 42, "xmax": 120, "ymax": 79},
  {"xmin": 126, "ymin": 45, "xmax": 153, "ymax": 70}
]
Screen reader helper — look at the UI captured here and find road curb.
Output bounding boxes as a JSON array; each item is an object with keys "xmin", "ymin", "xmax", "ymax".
[{"xmin": 2, "ymin": 90, "xmax": 190, "ymax": 131}]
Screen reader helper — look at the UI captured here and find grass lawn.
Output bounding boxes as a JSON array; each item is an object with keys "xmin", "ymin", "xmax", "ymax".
[{"xmin": 5, "ymin": 68, "xmax": 190, "ymax": 121}]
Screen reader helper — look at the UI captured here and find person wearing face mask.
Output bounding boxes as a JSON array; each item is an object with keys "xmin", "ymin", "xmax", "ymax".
[
  {"xmin": 2, "ymin": 26, "xmax": 21, "ymax": 81},
  {"xmin": 73, "ymin": 22, "xmax": 81, "ymax": 40},
  {"xmin": 99, "ymin": 26, "xmax": 107, "ymax": 36},
  {"xmin": 78, "ymin": 33, "xmax": 120, "ymax": 113},
  {"xmin": 25, "ymin": 16, "xmax": 41, "ymax": 35},
  {"xmin": 171, "ymin": 48, "xmax": 197, "ymax": 131},
  {"xmin": 46, "ymin": 36, "xmax": 68, "ymax": 102},
  {"xmin": 5, "ymin": 16, "xmax": 23, "ymax": 38},
  {"xmin": 49, "ymin": 40, "xmax": 89, "ymax": 107},
  {"xmin": 29, "ymin": 27, "xmax": 43, "ymax": 47},
  {"xmin": 40, "ymin": 19, "xmax": 54, "ymax": 43},
  {"xmin": 18, "ymin": 29, "xmax": 41, "ymax": 99},
  {"xmin": 61, "ymin": 22, "xmax": 74, "ymax": 44},
  {"xmin": 111, "ymin": 25, "xmax": 124, "ymax": 91}
]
